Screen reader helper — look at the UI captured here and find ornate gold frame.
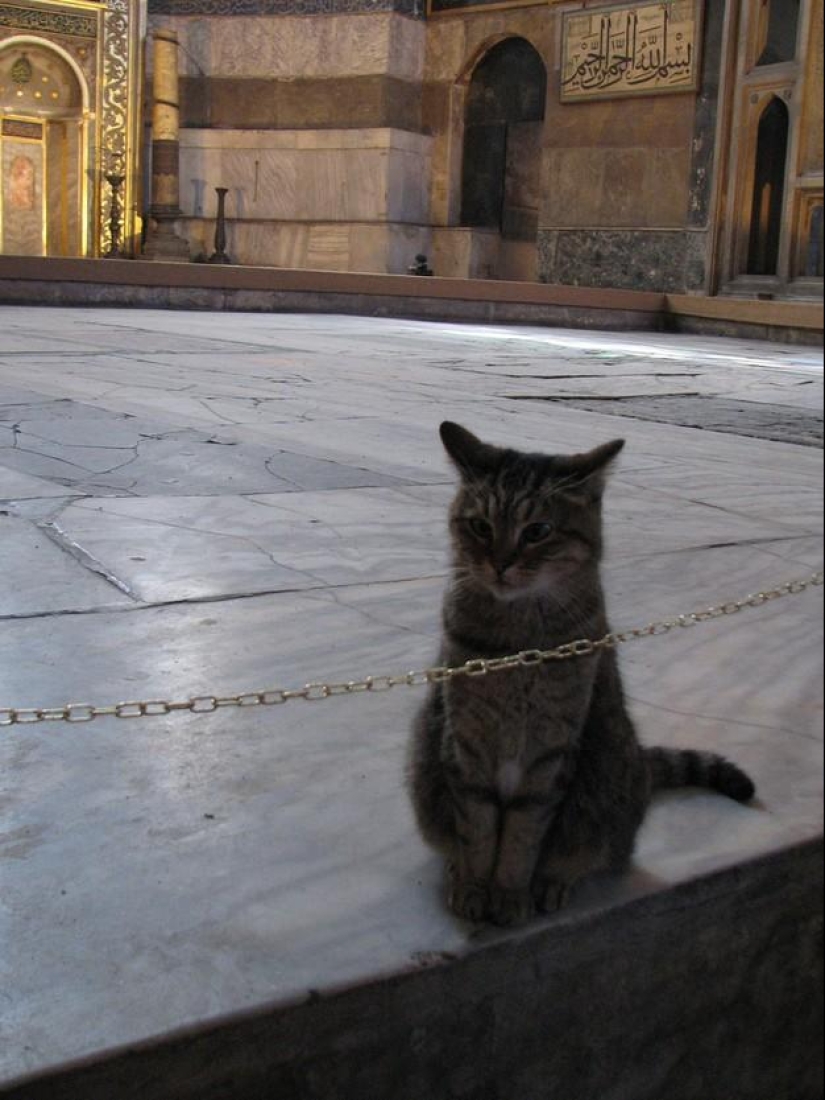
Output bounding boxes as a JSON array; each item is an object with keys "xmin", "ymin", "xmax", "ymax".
[{"xmin": 0, "ymin": 0, "xmax": 142, "ymax": 256}]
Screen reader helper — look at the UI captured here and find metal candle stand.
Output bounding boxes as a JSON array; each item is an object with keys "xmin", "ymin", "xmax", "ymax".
[{"xmin": 208, "ymin": 187, "xmax": 231, "ymax": 264}]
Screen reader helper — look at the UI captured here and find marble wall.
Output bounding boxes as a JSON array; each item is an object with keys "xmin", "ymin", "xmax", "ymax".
[
  {"xmin": 150, "ymin": 0, "xmax": 419, "ymax": 14},
  {"xmin": 419, "ymin": 5, "xmax": 710, "ymax": 290},
  {"xmin": 149, "ymin": 11, "xmax": 425, "ymax": 80},
  {"xmin": 180, "ymin": 216, "xmax": 430, "ymax": 271},
  {"xmin": 146, "ymin": 11, "xmax": 429, "ymax": 272},
  {"xmin": 538, "ymin": 228, "xmax": 709, "ymax": 293},
  {"xmin": 420, "ymin": 2, "xmax": 730, "ymax": 292},
  {"xmin": 179, "ymin": 75, "xmax": 422, "ymax": 131},
  {"xmin": 536, "ymin": 14, "xmax": 700, "ymax": 291},
  {"xmin": 799, "ymin": 0, "xmax": 823, "ymax": 176},
  {"xmin": 421, "ymin": 10, "xmax": 554, "ymax": 229},
  {"xmin": 144, "ymin": 1, "xmax": 820, "ymax": 290},
  {"xmin": 179, "ymin": 128, "xmax": 432, "ymax": 224},
  {"xmin": 430, "ymin": 226, "xmax": 498, "ymax": 278},
  {"xmin": 176, "ymin": 128, "xmax": 432, "ymax": 271}
]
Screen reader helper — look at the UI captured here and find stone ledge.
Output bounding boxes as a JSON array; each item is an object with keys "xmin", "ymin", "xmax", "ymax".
[
  {"xmin": 0, "ymin": 257, "xmax": 822, "ymax": 342},
  {"xmin": 0, "ymin": 256, "xmax": 661, "ymax": 308},
  {"xmin": 2, "ymin": 839, "xmax": 821, "ymax": 1100},
  {"xmin": 666, "ymin": 292, "xmax": 825, "ymax": 331}
]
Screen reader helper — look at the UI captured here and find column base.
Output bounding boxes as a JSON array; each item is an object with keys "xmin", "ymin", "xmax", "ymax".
[{"xmin": 142, "ymin": 221, "xmax": 191, "ymax": 263}]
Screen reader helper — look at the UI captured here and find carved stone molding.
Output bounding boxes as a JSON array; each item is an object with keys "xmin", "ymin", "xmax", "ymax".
[
  {"xmin": 0, "ymin": 5, "xmax": 97, "ymax": 38},
  {"xmin": 149, "ymin": 0, "xmax": 420, "ymax": 16}
]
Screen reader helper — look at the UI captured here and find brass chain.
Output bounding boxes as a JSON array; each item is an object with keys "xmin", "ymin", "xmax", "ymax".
[{"xmin": 1, "ymin": 570, "xmax": 822, "ymax": 728}]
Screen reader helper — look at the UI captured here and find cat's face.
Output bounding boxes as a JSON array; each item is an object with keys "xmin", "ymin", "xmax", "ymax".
[{"xmin": 441, "ymin": 422, "xmax": 624, "ymax": 602}]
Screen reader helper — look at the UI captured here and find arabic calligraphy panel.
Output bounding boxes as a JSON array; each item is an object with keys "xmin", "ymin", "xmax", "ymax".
[{"xmin": 561, "ymin": 0, "xmax": 701, "ymax": 102}]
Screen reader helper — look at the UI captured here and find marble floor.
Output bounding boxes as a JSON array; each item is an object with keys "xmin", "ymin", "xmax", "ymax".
[{"xmin": 0, "ymin": 308, "xmax": 822, "ymax": 1085}]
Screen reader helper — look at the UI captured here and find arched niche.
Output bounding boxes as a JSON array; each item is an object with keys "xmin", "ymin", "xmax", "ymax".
[
  {"xmin": 746, "ymin": 95, "xmax": 789, "ymax": 275},
  {"xmin": 460, "ymin": 37, "xmax": 547, "ymax": 244},
  {"xmin": 0, "ymin": 39, "xmax": 88, "ymax": 257}
]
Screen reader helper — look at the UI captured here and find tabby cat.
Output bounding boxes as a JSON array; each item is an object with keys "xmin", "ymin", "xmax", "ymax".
[{"xmin": 407, "ymin": 422, "xmax": 755, "ymax": 927}]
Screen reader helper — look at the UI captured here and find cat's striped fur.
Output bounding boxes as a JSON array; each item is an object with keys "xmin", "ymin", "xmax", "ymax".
[{"xmin": 407, "ymin": 422, "xmax": 755, "ymax": 926}]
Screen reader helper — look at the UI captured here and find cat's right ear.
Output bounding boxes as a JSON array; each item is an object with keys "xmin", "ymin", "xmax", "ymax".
[{"xmin": 439, "ymin": 422, "xmax": 501, "ymax": 478}]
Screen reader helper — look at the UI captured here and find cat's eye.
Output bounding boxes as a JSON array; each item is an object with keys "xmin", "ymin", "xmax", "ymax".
[
  {"xmin": 467, "ymin": 517, "xmax": 493, "ymax": 541},
  {"xmin": 521, "ymin": 522, "xmax": 553, "ymax": 545}
]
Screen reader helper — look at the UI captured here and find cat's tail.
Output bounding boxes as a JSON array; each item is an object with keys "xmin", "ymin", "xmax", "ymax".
[{"xmin": 645, "ymin": 746, "xmax": 755, "ymax": 803}]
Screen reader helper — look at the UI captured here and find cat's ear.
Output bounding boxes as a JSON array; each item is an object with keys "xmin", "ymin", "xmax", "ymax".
[
  {"xmin": 439, "ymin": 422, "xmax": 501, "ymax": 478},
  {"xmin": 560, "ymin": 439, "xmax": 625, "ymax": 499}
]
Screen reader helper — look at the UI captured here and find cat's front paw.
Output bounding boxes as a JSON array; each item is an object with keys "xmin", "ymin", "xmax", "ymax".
[
  {"xmin": 532, "ymin": 877, "xmax": 571, "ymax": 914},
  {"xmin": 488, "ymin": 885, "xmax": 535, "ymax": 927},
  {"xmin": 448, "ymin": 879, "xmax": 489, "ymax": 923}
]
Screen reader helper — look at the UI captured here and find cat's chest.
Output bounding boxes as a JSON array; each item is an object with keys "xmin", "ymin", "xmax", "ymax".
[
  {"xmin": 445, "ymin": 667, "xmax": 587, "ymax": 775},
  {"xmin": 447, "ymin": 661, "xmax": 591, "ymax": 730},
  {"xmin": 495, "ymin": 758, "xmax": 525, "ymax": 800}
]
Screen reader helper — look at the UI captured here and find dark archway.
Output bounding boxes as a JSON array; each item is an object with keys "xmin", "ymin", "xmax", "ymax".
[
  {"xmin": 746, "ymin": 96, "xmax": 789, "ymax": 275},
  {"xmin": 460, "ymin": 38, "xmax": 547, "ymax": 241}
]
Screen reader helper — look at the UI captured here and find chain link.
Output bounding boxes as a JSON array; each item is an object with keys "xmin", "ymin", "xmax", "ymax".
[{"xmin": 1, "ymin": 570, "xmax": 821, "ymax": 728}]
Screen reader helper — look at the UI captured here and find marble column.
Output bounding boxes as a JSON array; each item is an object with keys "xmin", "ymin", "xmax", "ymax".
[{"xmin": 142, "ymin": 29, "xmax": 190, "ymax": 262}]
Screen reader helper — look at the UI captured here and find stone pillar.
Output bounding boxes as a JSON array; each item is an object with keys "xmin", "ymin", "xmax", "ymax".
[{"xmin": 142, "ymin": 28, "xmax": 190, "ymax": 262}]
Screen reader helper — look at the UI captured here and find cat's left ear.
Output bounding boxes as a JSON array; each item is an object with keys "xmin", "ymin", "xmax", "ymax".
[
  {"xmin": 439, "ymin": 421, "xmax": 503, "ymax": 479},
  {"xmin": 562, "ymin": 439, "xmax": 625, "ymax": 499}
]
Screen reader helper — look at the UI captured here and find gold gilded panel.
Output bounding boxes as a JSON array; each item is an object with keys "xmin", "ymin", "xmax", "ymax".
[
  {"xmin": 561, "ymin": 0, "xmax": 701, "ymax": 102},
  {"xmin": 1, "ymin": 131, "xmax": 46, "ymax": 254},
  {"xmin": 97, "ymin": 0, "xmax": 141, "ymax": 255}
]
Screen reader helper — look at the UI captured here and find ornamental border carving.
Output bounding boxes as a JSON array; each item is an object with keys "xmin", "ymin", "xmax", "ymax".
[
  {"xmin": 0, "ymin": 5, "xmax": 97, "ymax": 38},
  {"xmin": 98, "ymin": 0, "xmax": 138, "ymax": 253},
  {"xmin": 2, "ymin": 116, "xmax": 43, "ymax": 138}
]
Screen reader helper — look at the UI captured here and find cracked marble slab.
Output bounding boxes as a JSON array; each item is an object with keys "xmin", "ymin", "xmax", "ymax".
[
  {"xmin": 0, "ymin": 466, "xmax": 84, "ymax": 503},
  {"xmin": 0, "ymin": 400, "xmax": 413, "ymax": 498},
  {"xmin": 0, "ymin": 515, "xmax": 133, "ymax": 616},
  {"xmin": 0, "ymin": 307, "xmax": 821, "ymax": 1087},
  {"xmin": 41, "ymin": 477, "xmax": 814, "ymax": 608},
  {"xmin": 521, "ymin": 395, "xmax": 824, "ymax": 447},
  {"xmin": 0, "ymin": 541, "xmax": 821, "ymax": 1081},
  {"xmin": 49, "ymin": 487, "xmax": 450, "ymax": 603}
]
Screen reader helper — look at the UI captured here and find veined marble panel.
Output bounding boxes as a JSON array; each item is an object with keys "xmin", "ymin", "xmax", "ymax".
[
  {"xmin": 182, "ymin": 127, "xmax": 432, "ymax": 153},
  {"xmin": 180, "ymin": 128, "xmax": 432, "ymax": 225},
  {"xmin": 305, "ymin": 224, "xmax": 352, "ymax": 272},
  {"xmin": 432, "ymin": 226, "xmax": 500, "ymax": 279},
  {"xmin": 151, "ymin": 12, "xmax": 426, "ymax": 80},
  {"xmin": 350, "ymin": 221, "xmax": 430, "ymax": 273},
  {"xmin": 179, "ymin": 218, "xmax": 431, "ymax": 272},
  {"xmin": 541, "ymin": 148, "xmax": 690, "ymax": 229}
]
